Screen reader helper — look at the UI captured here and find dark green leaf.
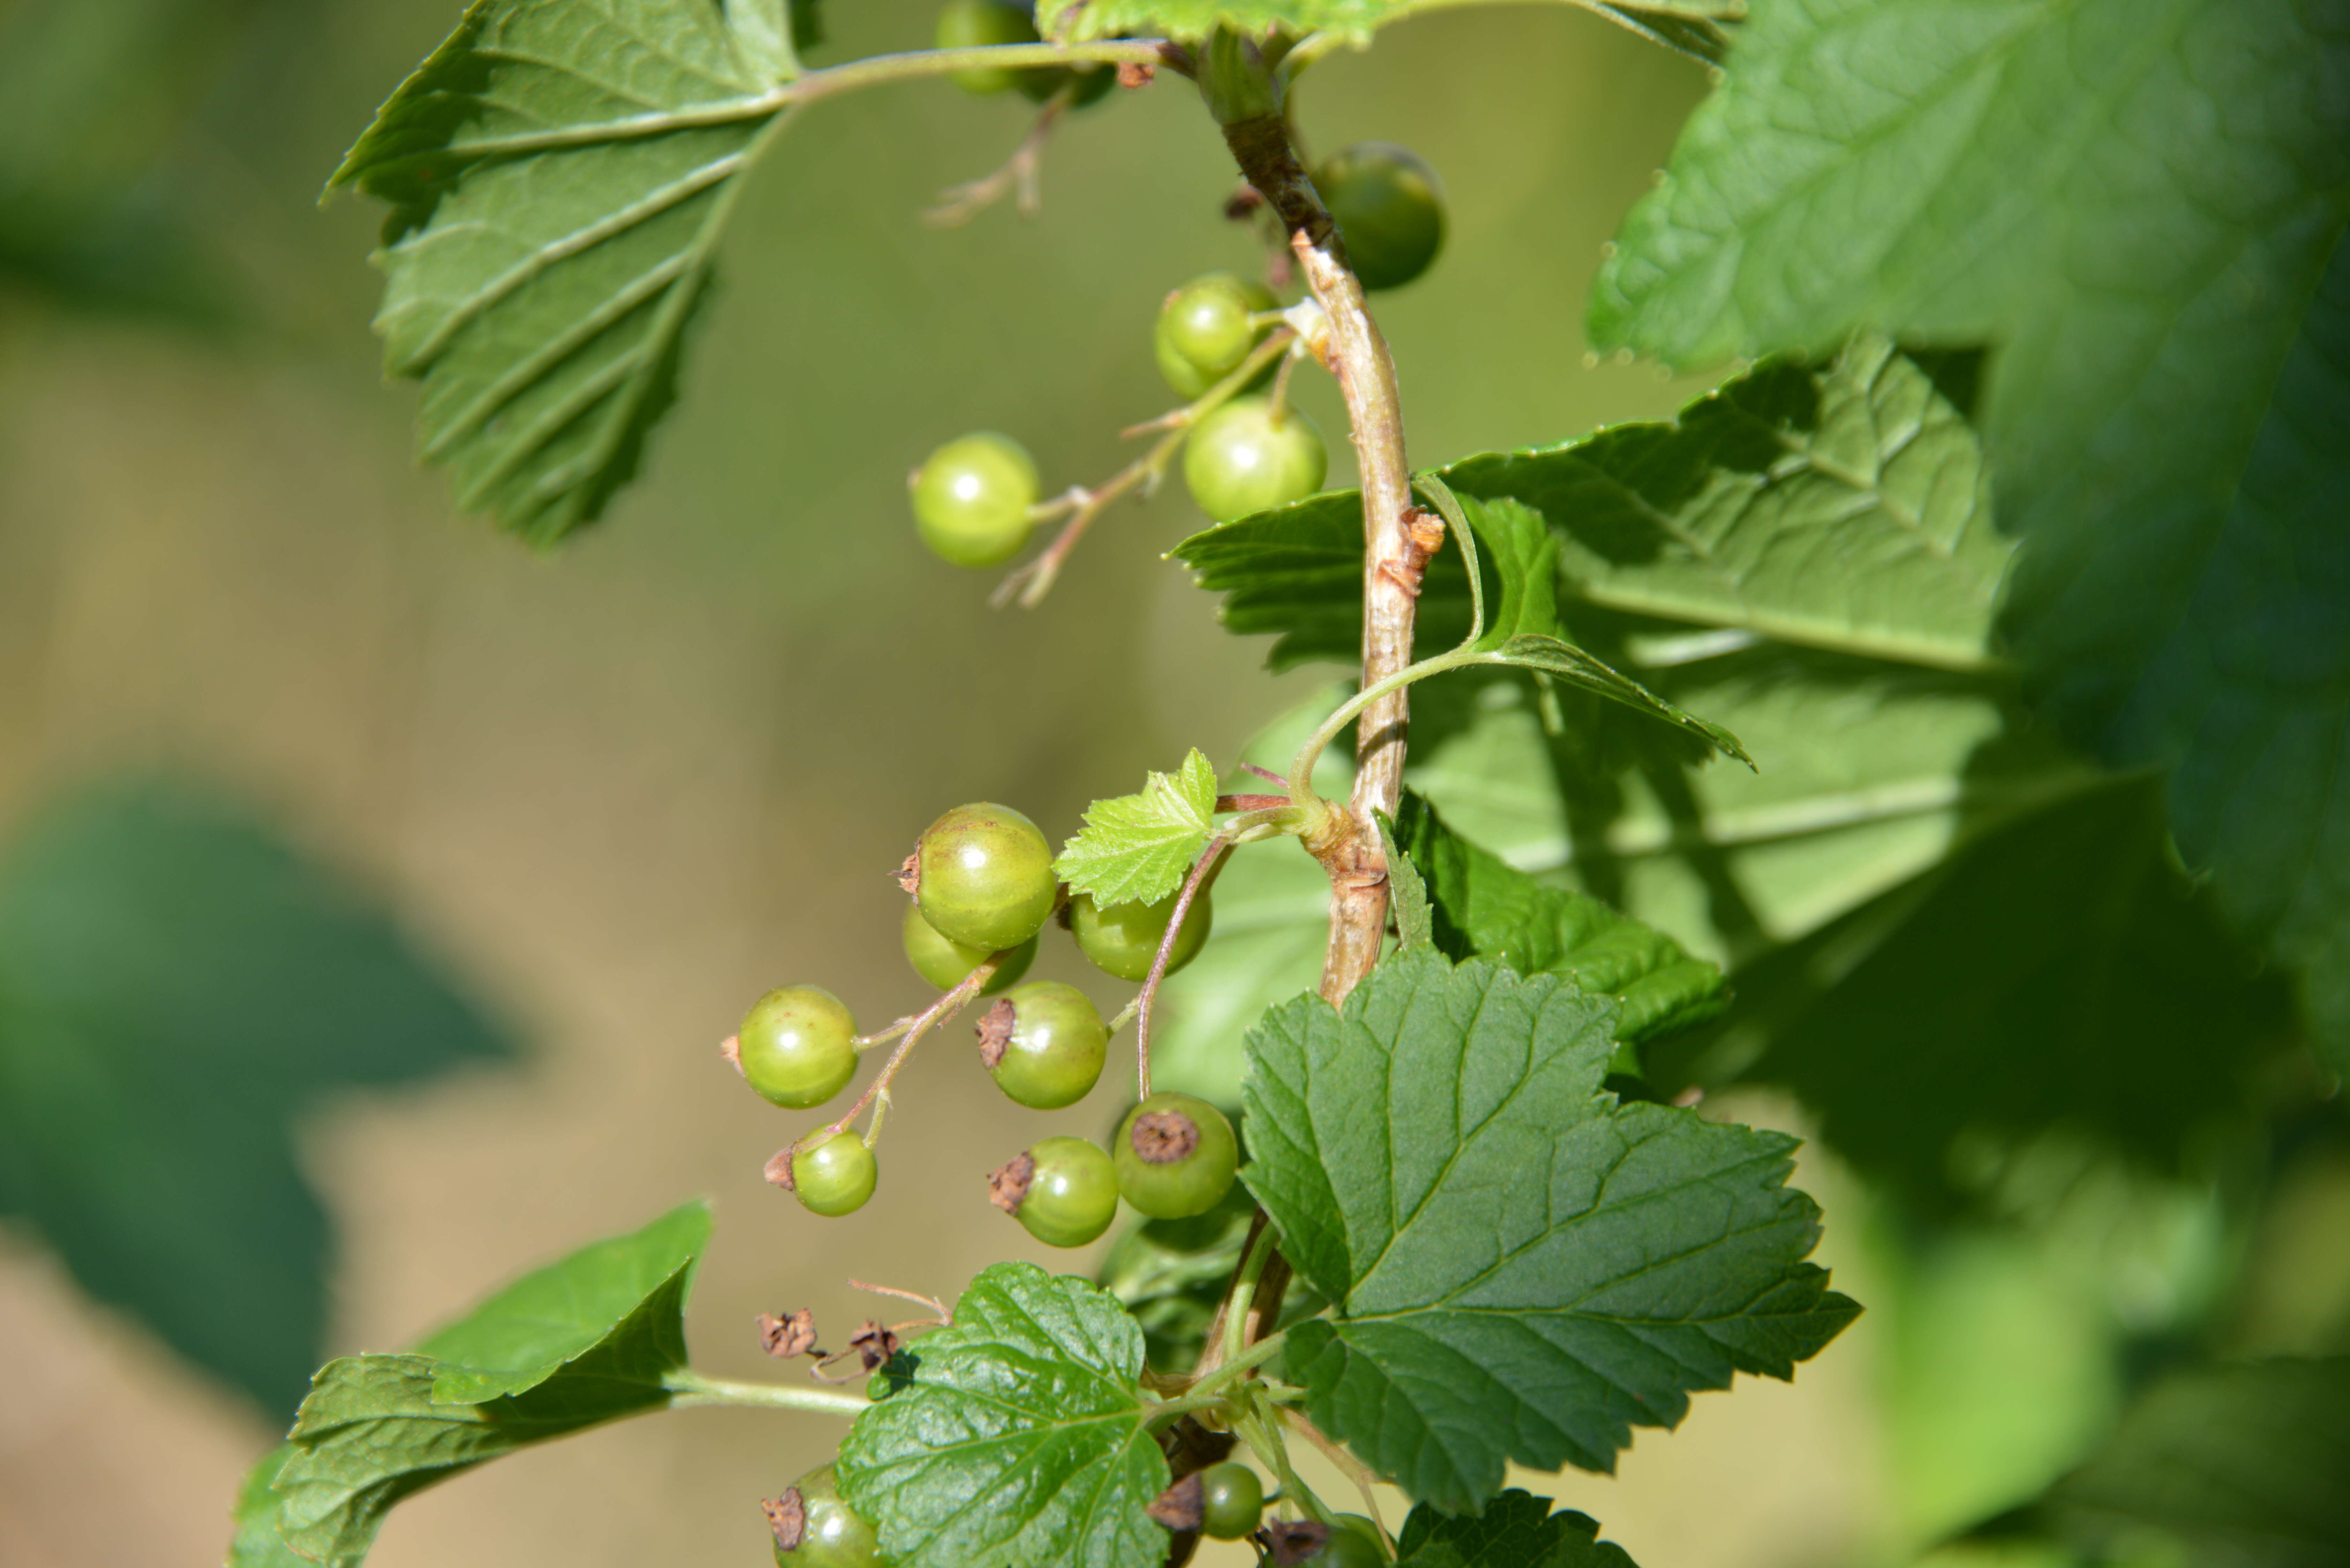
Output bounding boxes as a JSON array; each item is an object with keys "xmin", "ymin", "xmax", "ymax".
[
  {"xmin": 1591, "ymin": 0, "xmax": 2350, "ymax": 1073},
  {"xmin": 1392, "ymin": 791, "xmax": 1725, "ymax": 1043},
  {"xmin": 1474, "ymin": 633, "xmax": 1749, "ymax": 766},
  {"xmin": 0, "ymin": 779, "xmax": 512, "ymax": 1417},
  {"xmin": 1664, "ymin": 776, "xmax": 2305, "ymax": 1209},
  {"xmin": 1242, "ymin": 948, "xmax": 1856, "ymax": 1511},
  {"xmin": 268, "ymin": 1201, "xmax": 712, "ymax": 1567},
  {"xmin": 2016, "ymin": 1358, "xmax": 2350, "ymax": 1568},
  {"xmin": 1396, "ymin": 1489, "xmax": 1641, "ymax": 1568},
  {"xmin": 836, "ymin": 1262, "xmax": 1171, "ymax": 1568},
  {"xmin": 411, "ymin": 1198, "xmax": 711, "ymax": 1403},
  {"xmin": 1176, "ymin": 340, "xmax": 2006, "ymax": 673},
  {"xmin": 329, "ymin": 0, "xmax": 800, "ymax": 542}
]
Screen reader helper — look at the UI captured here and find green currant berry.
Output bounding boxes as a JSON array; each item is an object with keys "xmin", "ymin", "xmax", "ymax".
[
  {"xmin": 785, "ymin": 1130, "xmax": 876, "ymax": 1218},
  {"xmin": 913, "ymin": 802, "xmax": 1059, "ymax": 952},
  {"xmin": 1182, "ymin": 396, "xmax": 1327, "ymax": 523},
  {"xmin": 733, "ymin": 987, "xmax": 857, "ymax": 1109},
  {"xmin": 1306, "ymin": 1516, "xmax": 1385, "ymax": 1567},
  {"xmin": 1112, "ymin": 1091, "xmax": 1238, "ymax": 1219},
  {"xmin": 900, "ymin": 902, "xmax": 1035, "ymax": 994},
  {"xmin": 1197, "ymin": 1463, "xmax": 1264, "ymax": 1540},
  {"xmin": 1315, "ymin": 141, "xmax": 1447, "ymax": 291},
  {"xmin": 910, "ymin": 432, "xmax": 1039, "ymax": 568},
  {"xmin": 1154, "ymin": 272, "xmax": 1277, "ymax": 398},
  {"xmin": 976, "ymin": 980, "xmax": 1106, "ymax": 1109},
  {"xmin": 768, "ymin": 1464, "xmax": 883, "ymax": 1567},
  {"xmin": 1069, "ymin": 888, "xmax": 1212, "ymax": 983},
  {"xmin": 933, "ymin": 0, "xmax": 1049, "ymax": 94},
  {"xmin": 989, "ymin": 1134, "xmax": 1118, "ymax": 1247}
]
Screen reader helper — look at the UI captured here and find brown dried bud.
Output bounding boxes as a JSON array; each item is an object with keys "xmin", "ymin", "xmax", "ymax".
[
  {"xmin": 895, "ymin": 851, "xmax": 920, "ymax": 895},
  {"xmin": 1147, "ymin": 1472, "xmax": 1205, "ymax": 1532},
  {"xmin": 764, "ymin": 1147, "xmax": 798, "ymax": 1190},
  {"xmin": 847, "ymin": 1319, "xmax": 901, "ymax": 1372},
  {"xmin": 757, "ymin": 1308, "xmax": 818, "ymax": 1359},
  {"xmin": 1262, "ymin": 1519, "xmax": 1332, "ymax": 1566},
  {"xmin": 1117, "ymin": 60, "xmax": 1156, "ymax": 89},
  {"xmin": 975, "ymin": 998, "xmax": 1016, "ymax": 1070},
  {"xmin": 988, "ymin": 1152, "xmax": 1036, "ymax": 1215},
  {"xmin": 762, "ymin": 1490, "xmax": 807, "ymax": 1550},
  {"xmin": 1224, "ymin": 184, "xmax": 1266, "ymax": 222},
  {"xmin": 719, "ymin": 1034, "xmax": 741, "ymax": 1069},
  {"xmin": 1130, "ymin": 1109, "xmax": 1200, "ymax": 1165}
]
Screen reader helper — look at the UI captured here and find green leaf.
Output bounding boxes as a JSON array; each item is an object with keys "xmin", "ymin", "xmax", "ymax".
[
  {"xmin": 225, "ymin": 1446, "xmax": 307, "ymax": 1568},
  {"xmin": 1392, "ymin": 791, "xmax": 1725, "ymax": 1043},
  {"xmin": 1242, "ymin": 947, "xmax": 1857, "ymax": 1512},
  {"xmin": 1376, "ymin": 810, "xmax": 1437, "ymax": 950},
  {"xmin": 1459, "ymin": 496, "xmax": 1560, "ymax": 650},
  {"xmin": 1590, "ymin": 0, "xmax": 2350, "ymax": 1072},
  {"xmin": 1055, "ymin": 749, "xmax": 1221, "ymax": 907},
  {"xmin": 1666, "ymin": 776, "xmax": 2305, "ymax": 1209},
  {"xmin": 2018, "ymin": 1357, "xmax": 2350, "ymax": 1568},
  {"xmin": 1396, "ymin": 1489, "xmax": 1641, "ymax": 1568},
  {"xmin": 328, "ymin": 0, "xmax": 800, "ymax": 542},
  {"xmin": 0, "ymin": 780, "xmax": 512, "ymax": 1417},
  {"xmin": 1054, "ymin": 0, "xmax": 1733, "ymax": 57},
  {"xmin": 267, "ymin": 1201, "xmax": 712, "ymax": 1567},
  {"xmin": 411, "ymin": 1198, "xmax": 711, "ymax": 1403},
  {"xmin": 836, "ymin": 1262, "xmax": 1171, "ymax": 1568},
  {"xmin": 1473, "ymin": 633, "xmax": 1750, "ymax": 766},
  {"xmin": 1174, "ymin": 339, "xmax": 2010, "ymax": 675}
]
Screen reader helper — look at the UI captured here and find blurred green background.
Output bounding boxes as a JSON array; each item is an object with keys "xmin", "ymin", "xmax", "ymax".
[{"xmin": 0, "ymin": 2, "xmax": 2341, "ymax": 1565}]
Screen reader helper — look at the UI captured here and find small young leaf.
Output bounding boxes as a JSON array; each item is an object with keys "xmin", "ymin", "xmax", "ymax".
[
  {"xmin": 1396, "ymin": 1489, "xmax": 1640, "ymax": 1568},
  {"xmin": 1475, "ymin": 634, "xmax": 1749, "ymax": 765},
  {"xmin": 1055, "ymin": 749, "xmax": 1221, "ymax": 907},
  {"xmin": 1242, "ymin": 948, "xmax": 1857, "ymax": 1512},
  {"xmin": 266, "ymin": 1202, "xmax": 712, "ymax": 1566},
  {"xmin": 225, "ymin": 1445, "xmax": 307, "ymax": 1568},
  {"xmin": 1392, "ymin": 792, "xmax": 1725, "ymax": 1043},
  {"xmin": 1053, "ymin": 0, "xmax": 1732, "ymax": 57},
  {"xmin": 1457, "ymin": 495, "xmax": 1559, "ymax": 651},
  {"xmin": 1375, "ymin": 810, "xmax": 1436, "ymax": 950},
  {"xmin": 329, "ymin": 1, "xmax": 800, "ymax": 542},
  {"xmin": 836, "ymin": 1262, "xmax": 1172, "ymax": 1568}
]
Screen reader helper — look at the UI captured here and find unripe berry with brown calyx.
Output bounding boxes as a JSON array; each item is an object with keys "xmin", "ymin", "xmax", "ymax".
[
  {"xmin": 763, "ymin": 1464, "xmax": 883, "ymax": 1566},
  {"xmin": 911, "ymin": 802, "xmax": 1059, "ymax": 953},
  {"xmin": 1112, "ymin": 1090, "xmax": 1238, "ymax": 1218},
  {"xmin": 988, "ymin": 1135, "xmax": 1118, "ymax": 1247},
  {"xmin": 732, "ymin": 986, "xmax": 857, "ymax": 1109},
  {"xmin": 975, "ymin": 980, "xmax": 1106, "ymax": 1109},
  {"xmin": 772, "ymin": 1130, "xmax": 876, "ymax": 1218}
]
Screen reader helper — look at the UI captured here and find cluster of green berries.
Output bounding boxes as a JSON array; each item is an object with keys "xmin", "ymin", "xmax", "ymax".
[
  {"xmin": 727, "ymin": 802, "xmax": 1230, "ymax": 1237},
  {"xmin": 907, "ymin": 141, "xmax": 1443, "ymax": 566}
]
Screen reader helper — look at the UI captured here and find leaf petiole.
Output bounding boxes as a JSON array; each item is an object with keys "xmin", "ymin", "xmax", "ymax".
[{"xmin": 661, "ymin": 1370, "xmax": 869, "ymax": 1416}]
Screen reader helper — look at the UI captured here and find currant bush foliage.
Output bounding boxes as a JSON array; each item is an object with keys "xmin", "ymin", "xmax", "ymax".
[
  {"xmin": 1243, "ymin": 944, "xmax": 1855, "ymax": 1511},
  {"xmin": 1054, "ymin": 748, "xmax": 1222, "ymax": 907},
  {"xmin": 230, "ymin": 1203, "xmax": 711, "ymax": 1567},
  {"xmin": 1393, "ymin": 1489, "xmax": 1638, "ymax": 1568},
  {"xmin": 836, "ymin": 1264, "xmax": 1173, "ymax": 1568}
]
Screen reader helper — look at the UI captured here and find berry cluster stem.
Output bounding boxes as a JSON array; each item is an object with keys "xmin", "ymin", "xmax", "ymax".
[
  {"xmin": 821, "ymin": 958, "xmax": 996, "ymax": 1147},
  {"xmin": 997, "ymin": 326, "xmax": 1297, "ymax": 608}
]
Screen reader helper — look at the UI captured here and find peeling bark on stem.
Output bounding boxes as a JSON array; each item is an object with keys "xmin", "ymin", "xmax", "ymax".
[{"xmin": 1222, "ymin": 112, "xmax": 1417, "ymax": 1008}]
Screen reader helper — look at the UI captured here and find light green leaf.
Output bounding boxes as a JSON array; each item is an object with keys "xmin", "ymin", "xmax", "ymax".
[
  {"xmin": 329, "ymin": 0, "xmax": 800, "ymax": 542},
  {"xmin": 267, "ymin": 1202, "xmax": 713, "ymax": 1567},
  {"xmin": 1055, "ymin": 749, "xmax": 1221, "ymax": 907},
  {"xmin": 1392, "ymin": 791, "xmax": 1724, "ymax": 1043},
  {"xmin": 836, "ymin": 1262, "xmax": 1171, "ymax": 1568},
  {"xmin": 225, "ymin": 1446, "xmax": 307, "ymax": 1568},
  {"xmin": 0, "ymin": 780, "xmax": 512, "ymax": 1418},
  {"xmin": 1173, "ymin": 340, "xmax": 2010, "ymax": 675},
  {"xmin": 412, "ymin": 1199, "xmax": 711, "ymax": 1403},
  {"xmin": 2023, "ymin": 1357, "xmax": 2350, "ymax": 1568},
  {"xmin": 1460, "ymin": 495, "xmax": 1559, "ymax": 650},
  {"xmin": 1243, "ymin": 947, "xmax": 1857, "ymax": 1512},
  {"xmin": 1396, "ymin": 1489, "xmax": 1641, "ymax": 1568},
  {"xmin": 1590, "ymin": 0, "xmax": 2350, "ymax": 1070},
  {"xmin": 1375, "ymin": 809, "xmax": 1437, "ymax": 949},
  {"xmin": 1474, "ymin": 633, "xmax": 1749, "ymax": 765}
]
